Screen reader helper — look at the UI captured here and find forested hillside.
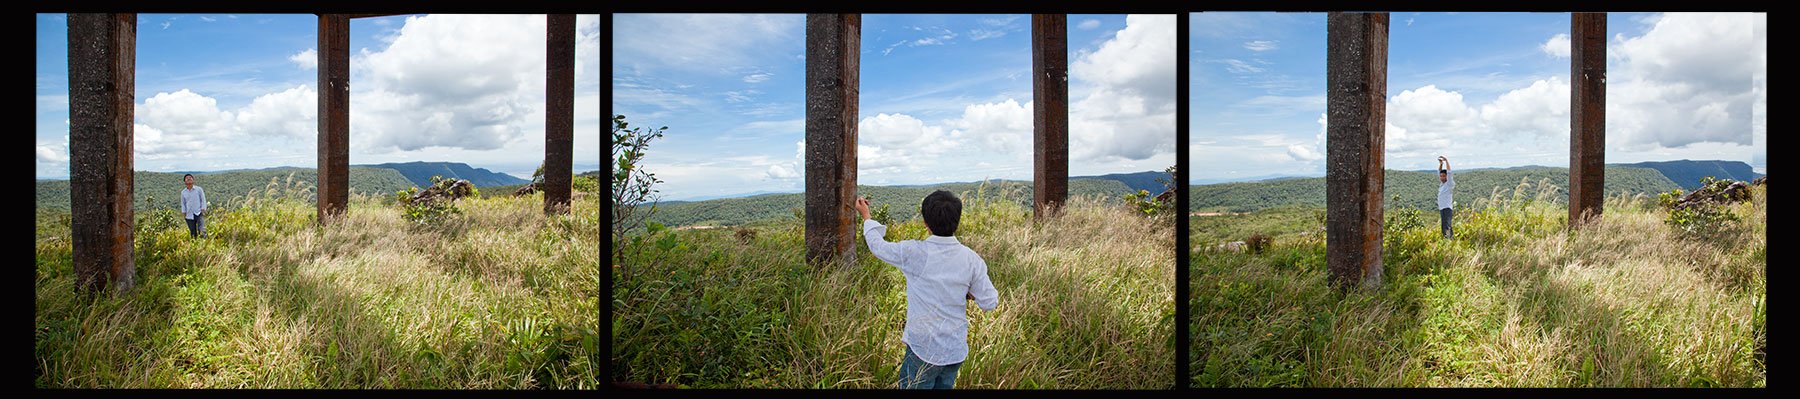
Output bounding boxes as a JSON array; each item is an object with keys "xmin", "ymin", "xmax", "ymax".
[{"xmin": 1188, "ymin": 166, "xmax": 1682, "ymax": 213}]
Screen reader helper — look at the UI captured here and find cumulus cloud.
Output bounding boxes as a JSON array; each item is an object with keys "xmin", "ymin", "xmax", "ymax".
[
  {"xmin": 1384, "ymin": 85, "xmax": 1478, "ymax": 156},
  {"xmin": 1540, "ymin": 33, "xmax": 1570, "ymax": 58},
  {"xmin": 858, "ymin": 113, "xmax": 958, "ymax": 173},
  {"xmin": 235, "ymin": 85, "xmax": 318, "ymax": 138},
  {"xmin": 134, "ymin": 89, "xmax": 233, "ymax": 159},
  {"xmin": 1608, "ymin": 12, "xmax": 1757, "ymax": 150},
  {"xmin": 949, "ymin": 99, "xmax": 1033, "ymax": 153},
  {"xmin": 290, "ymin": 48, "xmax": 317, "ymax": 70},
  {"xmin": 1069, "ymin": 14, "xmax": 1176, "ymax": 162},
  {"xmin": 1480, "ymin": 77, "xmax": 1569, "ymax": 138},
  {"xmin": 352, "ymin": 14, "xmax": 550, "ymax": 152}
]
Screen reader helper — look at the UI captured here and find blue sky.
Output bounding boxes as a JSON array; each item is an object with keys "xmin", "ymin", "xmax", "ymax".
[
  {"xmin": 36, "ymin": 14, "xmax": 601, "ymax": 180},
  {"xmin": 613, "ymin": 14, "xmax": 1176, "ymax": 201},
  {"xmin": 1190, "ymin": 12, "xmax": 1767, "ymax": 183}
]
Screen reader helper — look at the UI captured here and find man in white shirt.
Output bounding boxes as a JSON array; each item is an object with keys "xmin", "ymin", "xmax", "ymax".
[
  {"xmin": 854, "ymin": 190, "xmax": 999, "ymax": 389},
  {"xmin": 180, "ymin": 174, "xmax": 208, "ymax": 238},
  {"xmin": 1437, "ymin": 156, "xmax": 1455, "ymax": 239}
]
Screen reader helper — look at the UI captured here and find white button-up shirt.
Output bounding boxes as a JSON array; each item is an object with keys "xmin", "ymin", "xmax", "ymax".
[
  {"xmin": 180, "ymin": 186, "xmax": 207, "ymax": 220},
  {"xmin": 862, "ymin": 219, "xmax": 999, "ymax": 366},
  {"xmin": 1437, "ymin": 169, "xmax": 1456, "ymax": 210}
]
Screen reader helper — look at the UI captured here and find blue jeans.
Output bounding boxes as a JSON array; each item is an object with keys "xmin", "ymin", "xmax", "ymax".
[
  {"xmin": 186, "ymin": 213, "xmax": 206, "ymax": 238},
  {"xmin": 1440, "ymin": 207, "xmax": 1453, "ymax": 239},
  {"xmin": 897, "ymin": 344, "xmax": 961, "ymax": 389}
]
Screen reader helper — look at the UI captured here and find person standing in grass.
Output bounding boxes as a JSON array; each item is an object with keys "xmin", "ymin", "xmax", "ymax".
[
  {"xmin": 1437, "ymin": 156, "xmax": 1455, "ymax": 239},
  {"xmin": 180, "ymin": 173, "xmax": 208, "ymax": 238},
  {"xmin": 855, "ymin": 190, "xmax": 999, "ymax": 389}
]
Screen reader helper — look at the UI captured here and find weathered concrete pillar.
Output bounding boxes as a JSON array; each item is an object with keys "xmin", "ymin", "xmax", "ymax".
[
  {"xmin": 545, "ymin": 14, "xmax": 575, "ymax": 214},
  {"xmin": 804, "ymin": 14, "xmax": 859, "ymax": 268},
  {"xmin": 67, "ymin": 13, "xmax": 137, "ymax": 293},
  {"xmin": 1325, "ymin": 12, "xmax": 1388, "ymax": 290},
  {"xmin": 317, "ymin": 14, "xmax": 350, "ymax": 222},
  {"xmin": 1032, "ymin": 14, "xmax": 1069, "ymax": 219},
  {"xmin": 1569, "ymin": 12, "xmax": 1606, "ymax": 227}
]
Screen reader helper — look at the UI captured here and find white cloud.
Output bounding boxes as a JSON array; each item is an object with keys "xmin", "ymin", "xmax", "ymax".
[
  {"xmin": 1216, "ymin": 59, "xmax": 1265, "ymax": 74},
  {"xmin": 1286, "ymin": 144, "xmax": 1321, "ymax": 161},
  {"xmin": 950, "ymin": 99, "xmax": 1033, "ymax": 153},
  {"xmin": 289, "ymin": 48, "xmax": 317, "ymax": 70},
  {"xmin": 1068, "ymin": 14, "xmax": 1177, "ymax": 163},
  {"xmin": 969, "ymin": 29, "xmax": 1006, "ymax": 40},
  {"xmin": 611, "ymin": 14, "xmax": 801, "ymax": 76},
  {"xmin": 134, "ymin": 89, "xmax": 234, "ymax": 159},
  {"xmin": 235, "ymin": 85, "xmax": 318, "ymax": 138},
  {"xmin": 1243, "ymin": 40, "xmax": 1279, "ymax": 52},
  {"xmin": 1077, "ymin": 19, "xmax": 1100, "ymax": 30},
  {"xmin": 200, "ymin": 16, "xmax": 217, "ymax": 23},
  {"xmin": 765, "ymin": 163, "xmax": 798, "ymax": 180},
  {"xmin": 723, "ymin": 89, "xmax": 760, "ymax": 103},
  {"xmin": 352, "ymin": 14, "xmax": 551, "ymax": 152},
  {"xmin": 1480, "ymin": 77, "xmax": 1569, "ymax": 138},
  {"xmin": 36, "ymin": 138, "xmax": 69, "ymax": 178},
  {"xmin": 1385, "ymin": 85, "xmax": 1479, "ymax": 156},
  {"xmin": 1541, "ymin": 33, "xmax": 1571, "ymax": 58},
  {"xmin": 1608, "ymin": 12, "xmax": 1757, "ymax": 150},
  {"xmin": 857, "ymin": 113, "xmax": 956, "ymax": 173},
  {"xmin": 742, "ymin": 72, "xmax": 772, "ymax": 83}
]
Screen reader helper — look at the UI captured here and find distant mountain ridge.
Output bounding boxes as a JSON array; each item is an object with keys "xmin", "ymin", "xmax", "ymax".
[
  {"xmin": 1072, "ymin": 171, "xmax": 1173, "ymax": 195},
  {"xmin": 355, "ymin": 161, "xmax": 531, "ymax": 188},
  {"xmin": 1621, "ymin": 160, "xmax": 1763, "ymax": 190},
  {"xmin": 668, "ymin": 170, "xmax": 1173, "ymax": 202}
]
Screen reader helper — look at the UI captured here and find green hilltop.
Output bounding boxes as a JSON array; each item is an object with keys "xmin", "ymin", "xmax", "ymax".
[{"xmin": 36, "ymin": 168, "xmax": 416, "ymax": 213}]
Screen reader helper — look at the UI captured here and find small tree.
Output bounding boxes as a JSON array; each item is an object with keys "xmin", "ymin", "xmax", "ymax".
[{"xmin": 612, "ymin": 114, "xmax": 667, "ymax": 277}]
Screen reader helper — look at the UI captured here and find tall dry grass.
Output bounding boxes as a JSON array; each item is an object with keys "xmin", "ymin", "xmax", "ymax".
[
  {"xmin": 1191, "ymin": 179, "xmax": 1765, "ymax": 387},
  {"xmin": 35, "ymin": 179, "xmax": 599, "ymax": 389},
  {"xmin": 612, "ymin": 186, "xmax": 1174, "ymax": 388}
]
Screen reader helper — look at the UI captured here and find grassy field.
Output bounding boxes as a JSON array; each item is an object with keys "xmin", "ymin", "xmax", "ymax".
[
  {"xmin": 34, "ymin": 181, "xmax": 600, "ymax": 388},
  {"xmin": 1190, "ymin": 180, "xmax": 1766, "ymax": 387},
  {"xmin": 612, "ymin": 186, "xmax": 1175, "ymax": 388}
]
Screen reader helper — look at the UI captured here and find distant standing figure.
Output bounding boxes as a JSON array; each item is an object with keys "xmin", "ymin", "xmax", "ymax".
[
  {"xmin": 1437, "ymin": 156, "xmax": 1455, "ymax": 239},
  {"xmin": 180, "ymin": 174, "xmax": 208, "ymax": 238}
]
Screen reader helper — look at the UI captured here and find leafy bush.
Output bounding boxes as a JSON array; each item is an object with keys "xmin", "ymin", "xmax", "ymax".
[
  {"xmin": 1123, "ymin": 165, "xmax": 1178, "ymax": 219},
  {"xmin": 869, "ymin": 202, "xmax": 894, "ymax": 226},
  {"xmin": 396, "ymin": 176, "xmax": 475, "ymax": 226},
  {"xmin": 1658, "ymin": 177, "xmax": 1746, "ymax": 240}
]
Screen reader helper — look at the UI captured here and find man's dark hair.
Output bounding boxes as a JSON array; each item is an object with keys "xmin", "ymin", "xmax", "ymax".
[
  {"xmin": 183, "ymin": 173, "xmax": 194, "ymax": 180},
  {"xmin": 920, "ymin": 190, "xmax": 962, "ymax": 237}
]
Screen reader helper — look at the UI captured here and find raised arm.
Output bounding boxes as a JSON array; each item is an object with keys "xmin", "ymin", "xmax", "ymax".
[{"xmin": 859, "ymin": 197, "xmax": 911, "ymax": 267}]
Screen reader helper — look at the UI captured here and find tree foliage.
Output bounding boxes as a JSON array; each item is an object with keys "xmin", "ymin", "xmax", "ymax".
[{"xmin": 612, "ymin": 114, "xmax": 667, "ymax": 274}]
